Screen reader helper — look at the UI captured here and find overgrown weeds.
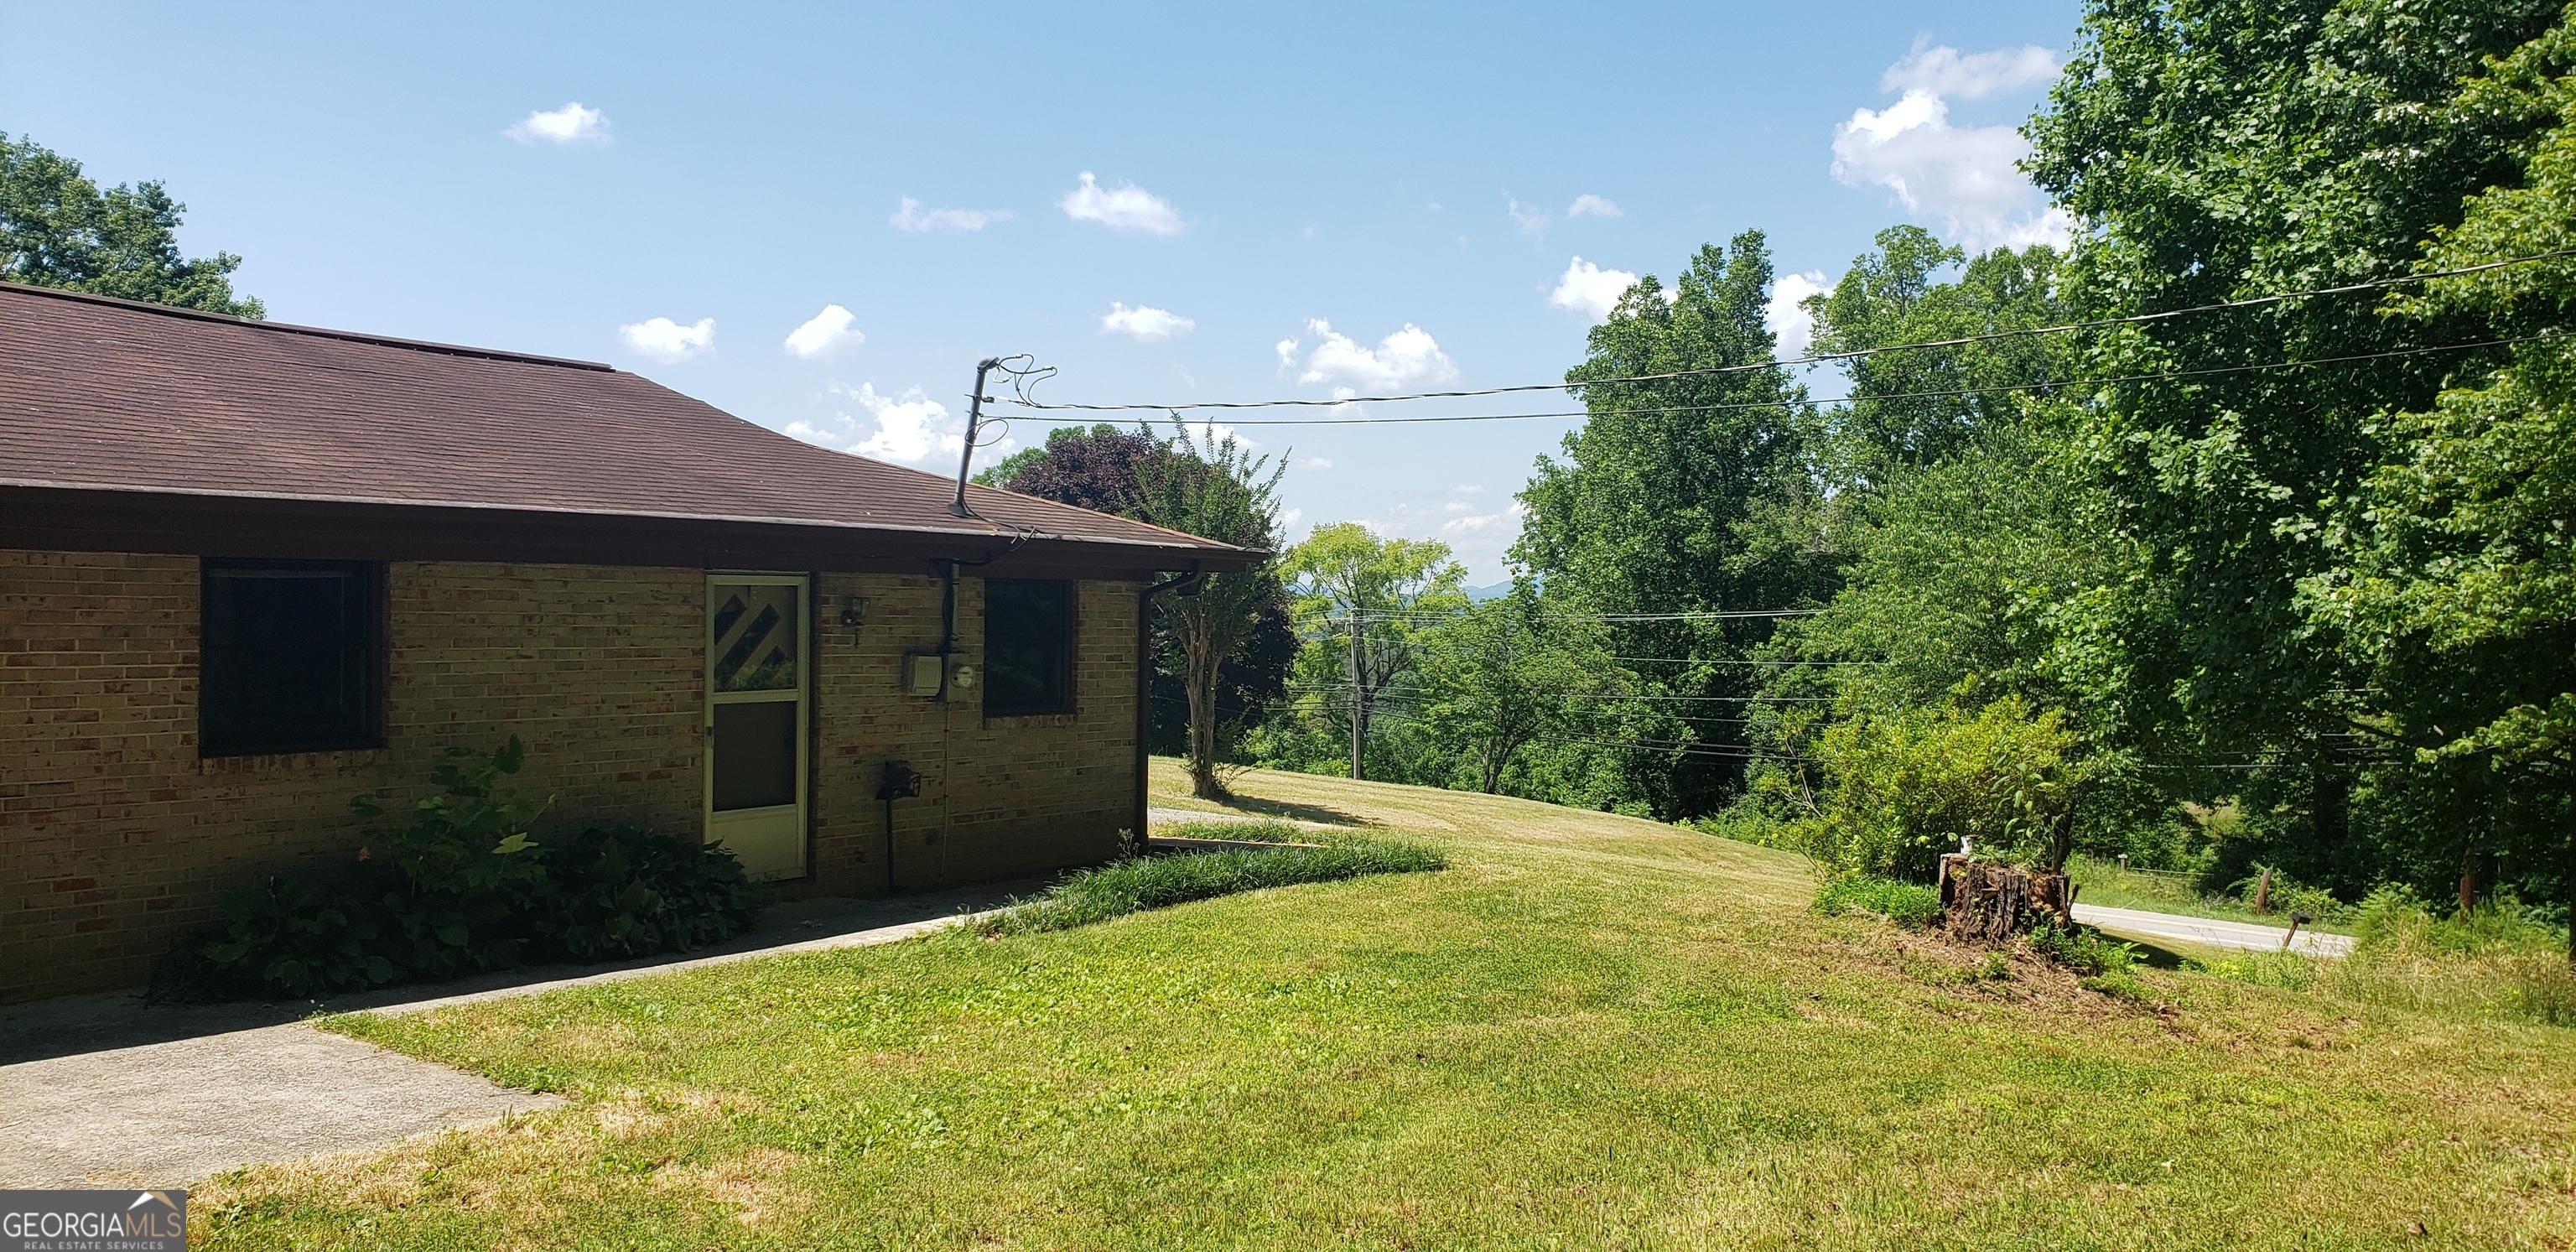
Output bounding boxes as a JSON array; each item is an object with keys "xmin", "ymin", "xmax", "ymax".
[
  {"xmin": 975, "ymin": 827, "xmax": 1444, "ymax": 937},
  {"xmin": 1810, "ymin": 873, "xmax": 1943, "ymax": 927},
  {"xmin": 2028, "ymin": 919, "xmax": 2151, "ymax": 1000},
  {"xmin": 2191, "ymin": 886, "xmax": 2576, "ymax": 1026}
]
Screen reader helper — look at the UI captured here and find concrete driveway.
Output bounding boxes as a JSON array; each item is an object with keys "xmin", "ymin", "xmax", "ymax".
[{"xmin": 0, "ymin": 885, "xmax": 1029, "ymax": 1188}]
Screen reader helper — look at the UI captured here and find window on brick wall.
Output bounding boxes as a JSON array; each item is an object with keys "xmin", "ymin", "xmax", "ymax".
[
  {"xmin": 983, "ymin": 579, "xmax": 1072, "ymax": 715},
  {"xmin": 200, "ymin": 559, "xmax": 383, "ymax": 756}
]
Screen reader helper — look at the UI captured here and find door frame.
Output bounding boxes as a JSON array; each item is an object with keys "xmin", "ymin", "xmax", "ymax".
[{"xmin": 704, "ymin": 571, "xmax": 811, "ymax": 881}]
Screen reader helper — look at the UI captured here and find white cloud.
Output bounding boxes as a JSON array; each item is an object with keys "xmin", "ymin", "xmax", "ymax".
[
  {"xmin": 1174, "ymin": 418, "xmax": 1253, "ymax": 448},
  {"xmin": 1059, "ymin": 172, "xmax": 1183, "ymax": 235},
  {"xmin": 1548, "ymin": 256, "xmax": 1639, "ymax": 323},
  {"xmin": 617, "ymin": 316, "xmax": 714, "ymax": 363},
  {"xmin": 1442, "ymin": 501, "xmax": 1475, "ymax": 514},
  {"xmin": 1098, "ymin": 302, "xmax": 1195, "ymax": 342},
  {"xmin": 1300, "ymin": 456, "xmax": 1333, "ymax": 470},
  {"xmin": 1282, "ymin": 507, "xmax": 1304, "ymax": 529},
  {"xmin": 783, "ymin": 304, "xmax": 865, "ymax": 360},
  {"xmin": 1453, "ymin": 483, "xmax": 1484, "ymax": 493},
  {"xmin": 1767, "ymin": 270, "xmax": 1831, "ymax": 360},
  {"xmin": 889, "ymin": 197, "xmax": 1010, "ymax": 233},
  {"xmin": 1566, "ymin": 194, "xmax": 1623, "ymax": 219},
  {"xmin": 1830, "ymin": 63, "xmax": 2073, "ymax": 252},
  {"xmin": 506, "ymin": 102, "xmax": 610, "ymax": 145},
  {"xmin": 1882, "ymin": 37, "xmax": 2057, "ymax": 100},
  {"xmin": 1507, "ymin": 196, "xmax": 1548, "ymax": 235},
  {"xmin": 1442, "ymin": 513, "xmax": 1503, "ymax": 534},
  {"xmin": 783, "ymin": 381, "xmax": 1015, "ymax": 466},
  {"xmin": 1280, "ymin": 318, "xmax": 1459, "ymax": 392}
]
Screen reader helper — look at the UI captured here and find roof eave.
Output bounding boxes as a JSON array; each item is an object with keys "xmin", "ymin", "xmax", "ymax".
[{"xmin": 0, "ymin": 483, "xmax": 1265, "ymax": 576}]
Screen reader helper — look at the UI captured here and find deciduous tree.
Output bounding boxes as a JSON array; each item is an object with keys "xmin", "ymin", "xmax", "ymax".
[{"xmin": 1, "ymin": 132, "xmax": 263, "ymax": 317}]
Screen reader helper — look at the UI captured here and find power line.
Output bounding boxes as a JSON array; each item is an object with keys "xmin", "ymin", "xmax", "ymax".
[
  {"xmin": 1282, "ymin": 683, "xmax": 1826, "ymax": 704},
  {"xmin": 1007, "ymin": 334, "xmax": 2553, "ymax": 427},
  {"xmin": 1342, "ymin": 706, "xmax": 1808, "ymax": 761},
  {"xmin": 1330, "ymin": 607, "xmax": 1826, "ymax": 621},
  {"xmin": 997, "ymin": 251, "xmax": 2576, "ymax": 414},
  {"xmin": 1609, "ymin": 656, "xmax": 1883, "ymax": 666}
]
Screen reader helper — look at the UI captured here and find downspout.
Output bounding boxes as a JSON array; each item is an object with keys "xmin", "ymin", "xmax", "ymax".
[{"xmin": 1135, "ymin": 564, "xmax": 1205, "ymax": 849}]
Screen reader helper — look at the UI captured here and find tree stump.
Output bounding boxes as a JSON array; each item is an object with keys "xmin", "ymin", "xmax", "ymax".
[{"xmin": 1938, "ymin": 855, "xmax": 2075, "ymax": 944}]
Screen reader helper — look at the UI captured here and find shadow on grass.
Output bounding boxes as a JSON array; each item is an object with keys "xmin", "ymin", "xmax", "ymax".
[{"xmin": 1196, "ymin": 792, "xmax": 1379, "ymax": 828}]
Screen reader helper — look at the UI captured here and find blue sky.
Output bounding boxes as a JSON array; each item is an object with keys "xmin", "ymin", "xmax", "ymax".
[{"xmin": 2, "ymin": 1, "xmax": 2080, "ymax": 581}]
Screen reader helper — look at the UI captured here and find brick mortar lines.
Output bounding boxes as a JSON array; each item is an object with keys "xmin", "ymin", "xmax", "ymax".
[{"xmin": 3, "ymin": 550, "xmax": 1145, "ymax": 1001}]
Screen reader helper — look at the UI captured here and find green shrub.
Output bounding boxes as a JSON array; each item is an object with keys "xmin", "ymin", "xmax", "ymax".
[
  {"xmin": 977, "ymin": 834, "xmax": 1445, "ymax": 937},
  {"xmin": 1811, "ymin": 873, "xmax": 1945, "ymax": 928},
  {"xmin": 1774, "ymin": 695, "xmax": 2099, "ymax": 881},
  {"xmin": 538, "ymin": 826, "xmax": 764, "ymax": 962},
  {"xmin": 155, "ymin": 740, "xmax": 763, "ymax": 1001},
  {"xmin": 1682, "ymin": 795, "xmax": 1804, "ymax": 851},
  {"xmin": 2027, "ymin": 919, "xmax": 2140, "ymax": 978},
  {"xmin": 2226, "ymin": 863, "xmax": 2345, "ymax": 922},
  {"xmin": 2028, "ymin": 919, "xmax": 2153, "ymax": 1000}
]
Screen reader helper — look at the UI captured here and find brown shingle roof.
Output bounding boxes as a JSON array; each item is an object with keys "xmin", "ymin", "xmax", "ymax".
[{"xmin": 0, "ymin": 281, "xmax": 1254, "ymax": 574}]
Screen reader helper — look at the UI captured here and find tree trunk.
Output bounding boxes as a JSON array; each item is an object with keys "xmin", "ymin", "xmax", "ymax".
[
  {"xmin": 1938, "ymin": 855, "xmax": 2075, "ymax": 944},
  {"xmin": 2459, "ymin": 847, "xmax": 2480, "ymax": 918},
  {"xmin": 1185, "ymin": 642, "xmax": 1223, "ymax": 798}
]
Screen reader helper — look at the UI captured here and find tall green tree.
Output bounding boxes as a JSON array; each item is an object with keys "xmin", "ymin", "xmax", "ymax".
[
  {"xmin": 1279, "ymin": 524, "xmax": 1467, "ymax": 781},
  {"xmin": 1131, "ymin": 425, "xmax": 1287, "ymax": 798},
  {"xmin": 1415, "ymin": 584, "xmax": 1617, "ymax": 794},
  {"xmin": 2304, "ymin": 13, "xmax": 2576, "ymax": 948},
  {"xmin": 2023, "ymin": 0, "xmax": 2568, "ymax": 892},
  {"xmin": 1, "ymin": 132, "xmax": 263, "ymax": 317},
  {"xmin": 1804, "ymin": 227, "xmax": 2071, "ymax": 481},
  {"xmin": 1770, "ymin": 228, "xmax": 2103, "ymax": 714},
  {"xmin": 995, "ymin": 423, "xmax": 1292, "ymax": 795},
  {"xmin": 1513, "ymin": 231, "xmax": 1827, "ymax": 816}
]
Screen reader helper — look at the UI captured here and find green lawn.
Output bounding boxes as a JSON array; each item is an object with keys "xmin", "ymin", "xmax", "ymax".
[{"xmin": 197, "ymin": 761, "xmax": 2576, "ymax": 1249}]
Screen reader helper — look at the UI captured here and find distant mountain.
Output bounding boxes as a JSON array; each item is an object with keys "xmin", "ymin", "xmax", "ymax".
[{"xmin": 1465, "ymin": 582, "xmax": 1514, "ymax": 602}]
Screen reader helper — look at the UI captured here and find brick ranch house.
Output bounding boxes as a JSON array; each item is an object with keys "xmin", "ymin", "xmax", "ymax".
[{"xmin": 0, "ymin": 282, "xmax": 1254, "ymax": 1002}]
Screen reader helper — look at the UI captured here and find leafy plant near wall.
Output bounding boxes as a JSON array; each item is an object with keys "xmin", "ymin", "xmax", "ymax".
[{"xmin": 153, "ymin": 739, "xmax": 764, "ymax": 1001}]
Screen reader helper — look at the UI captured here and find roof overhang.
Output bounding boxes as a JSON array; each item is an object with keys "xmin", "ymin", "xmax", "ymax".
[{"xmin": 0, "ymin": 483, "xmax": 1266, "ymax": 579}]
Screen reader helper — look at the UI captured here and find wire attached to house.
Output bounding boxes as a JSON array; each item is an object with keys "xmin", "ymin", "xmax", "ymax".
[
  {"xmin": 994, "ymin": 250, "xmax": 2576, "ymax": 414},
  {"xmin": 1001, "ymin": 334, "xmax": 2555, "ymax": 428}
]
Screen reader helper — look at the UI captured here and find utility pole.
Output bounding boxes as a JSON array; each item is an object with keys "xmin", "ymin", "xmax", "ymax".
[
  {"xmin": 1348, "ymin": 611, "xmax": 1366, "ymax": 781},
  {"xmin": 948, "ymin": 357, "xmax": 1002, "ymax": 517}
]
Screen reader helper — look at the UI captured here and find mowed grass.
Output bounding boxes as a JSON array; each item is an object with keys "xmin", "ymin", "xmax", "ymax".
[{"xmin": 194, "ymin": 761, "xmax": 2576, "ymax": 1249}]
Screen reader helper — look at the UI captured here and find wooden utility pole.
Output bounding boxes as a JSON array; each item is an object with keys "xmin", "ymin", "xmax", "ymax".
[{"xmin": 1348, "ymin": 612, "xmax": 1367, "ymax": 780}]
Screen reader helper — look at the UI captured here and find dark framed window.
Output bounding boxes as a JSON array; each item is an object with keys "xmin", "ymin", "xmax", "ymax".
[
  {"xmin": 200, "ymin": 559, "xmax": 383, "ymax": 756},
  {"xmin": 983, "ymin": 579, "xmax": 1073, "ymax": 715}
]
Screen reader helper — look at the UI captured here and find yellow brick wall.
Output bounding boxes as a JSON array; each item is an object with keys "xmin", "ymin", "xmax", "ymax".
[
  {"xmin": 808, "ymin": 574, "xmax": 1140, "ymax": 895},
  {"xmin": 1, "ymin": 549, "xmax": 1145, "ymax": 1001}
]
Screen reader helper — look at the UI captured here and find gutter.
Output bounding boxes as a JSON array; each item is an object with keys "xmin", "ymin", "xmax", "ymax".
[{"xmin": 1135, "ymin": 564, "xmax": 1205, "ymax": 847}]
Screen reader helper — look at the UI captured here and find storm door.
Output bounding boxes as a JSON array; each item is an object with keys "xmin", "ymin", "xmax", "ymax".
[{"xmin": 705, "ymin": 574, "xmax": 808, "ymax": 881}]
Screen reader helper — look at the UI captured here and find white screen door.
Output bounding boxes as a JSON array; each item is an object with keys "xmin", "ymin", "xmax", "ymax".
[{"xmin": 705, "ymin": 574, "xmax": 808, "ymax": 881}]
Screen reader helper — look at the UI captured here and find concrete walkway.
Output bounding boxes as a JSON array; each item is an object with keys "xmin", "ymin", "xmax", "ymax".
[
  {"xmin": 2074, "ymin": 901, "xmax": 2355, "ymax": 957},
  {"xmin": 0, "ymin": 884, "xmax": 1031, "ymax": 1188}
]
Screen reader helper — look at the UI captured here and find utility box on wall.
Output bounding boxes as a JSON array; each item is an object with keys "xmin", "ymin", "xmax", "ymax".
[{"xmin": 902, "ymin": 653, "xmax": 944, "ymax": 697}]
